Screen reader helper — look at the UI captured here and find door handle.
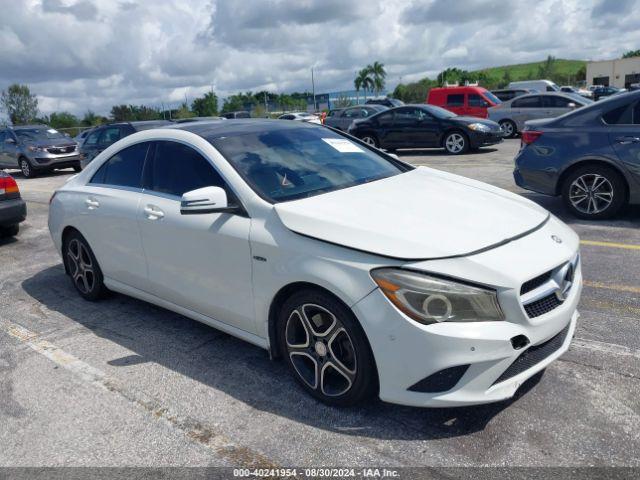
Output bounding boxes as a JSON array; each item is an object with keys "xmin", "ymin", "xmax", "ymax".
[
  {"xmin": 615, "ymin": 136, "xmax": 640, "ymax": 145},
  {"xmin": 143, "ymin": 205, "xmax": 164, "ymax": 220},
  {"xmin": 85, "ymin": 197, "xmax": 99, "ymax": 209}
]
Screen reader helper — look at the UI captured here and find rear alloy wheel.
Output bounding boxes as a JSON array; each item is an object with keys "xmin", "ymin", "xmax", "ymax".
[
  {"xmin": 562, "ymin": 165, "xmax": 626, "ymax": 219},
  {"xmin": 499, "ymin": 119, "xmax": 517, "ymax": 139},
  {"xmin": 360, "ymin": 135, "xmax": 378, "ymax": 148},
  {"xmin": 278, "ymin": 290, "xmax": 377, "ymax": 406},
  {"xmin": 64, "ymin": 232, "xmax": 108, "ymax": 301},
  {"xmin": 20, "ymin": 158, "xmax": 36, "ymax": 178},
  {"xmin": 444, "ymin": 131, "xmax": 469, "ymax": 154}
]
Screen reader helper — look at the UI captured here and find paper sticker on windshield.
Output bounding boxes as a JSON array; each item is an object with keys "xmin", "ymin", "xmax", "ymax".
[
  {"xmin": 47, "ymin": 129, "xmax": 58, "ymax": 134},
  {"xmin": 322, "ymin": 138, "xmax": 363, "ymax": 153}
]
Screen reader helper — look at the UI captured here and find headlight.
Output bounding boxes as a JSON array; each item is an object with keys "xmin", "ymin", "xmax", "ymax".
[
  {"xmin": 467, "ymin": 123, "xmax": 491, "ymax": 132},
  {"xmin": 27, "ymin": 145, "xmax": 46, "ymax": 152},
  {"xmin": 371, "ymin": 268, "xmax": 504, "ymax": 324}
]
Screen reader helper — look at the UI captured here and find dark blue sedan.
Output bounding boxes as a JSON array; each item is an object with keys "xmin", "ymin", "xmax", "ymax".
[{"xmin": 514, "ymin": 90, "xmax": 640, "ymax": 219}]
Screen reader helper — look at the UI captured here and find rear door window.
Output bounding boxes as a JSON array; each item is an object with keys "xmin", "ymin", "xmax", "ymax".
[
  {"xmin": 543, "ymin": 96, "xmax": 575, "ymax": 108},
  {"xmin": 512, "ymin": 96, "xmax": 542, "ymax": 108},
  {"xmin": 90, "ymin": 142, "xmax": 150, "ymax": 188},
  {"xmin": 446, "ymin": 94, "xmax": 465, "ymax": 107}
]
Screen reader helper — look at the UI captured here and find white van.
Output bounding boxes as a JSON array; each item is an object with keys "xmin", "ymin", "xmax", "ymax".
[{"xmin": 508, "ymin": 80, "xmax": 560, "ymax": 92}]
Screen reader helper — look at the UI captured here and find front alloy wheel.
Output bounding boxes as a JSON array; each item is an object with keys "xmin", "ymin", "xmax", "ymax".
[
  {"xmin": 279, "ymin": 290, "xmax": 376, "ymax": 406},
  {"xmin": 20, "ymin": 158, "xmax": 35, "ymax": 178},
  {"xmin": 444, "ymin": 132, "xmax": 468, "ymax": 154},
  {"xmin": 360, "ymin": 135, "xmax": 378, "ymax": 147}
]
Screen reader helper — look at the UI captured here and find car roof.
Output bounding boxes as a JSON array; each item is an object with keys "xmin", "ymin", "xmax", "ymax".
[{"xmin": 162, "ymin": 118, "xmax": 318, "ymax": 140}]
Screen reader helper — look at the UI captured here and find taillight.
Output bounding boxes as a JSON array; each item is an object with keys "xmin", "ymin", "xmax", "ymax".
[
  {"xmin": 521, "ymin": 130, "xmax": 542, "ymax": 145},
  {"xmin": 0, "ymin": 175, "xmax": 19, "ymax": 198}
]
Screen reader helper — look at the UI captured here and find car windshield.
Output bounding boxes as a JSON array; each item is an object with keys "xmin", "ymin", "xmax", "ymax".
[
  {"xmin": 14, "ymin": 127, "xmax": 67, "ymax": 142},
  {"xmin": 423, "ymin": 105, "xmax": 457, "ymax": 119},
  {"xmin": 209, "ymin": 126, "xmax": 405, "ymax": 203},
  {"xmin": 482, "ymin": 91, "xmax": 502, "ymax": 104}
]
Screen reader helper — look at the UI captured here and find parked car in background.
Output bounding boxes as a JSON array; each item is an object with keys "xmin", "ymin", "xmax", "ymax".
[
  {"xmin": 49, "ymin": 119, "xmax": 581, "ymax": 407},
  {"xmin": 560, "ymin": 86, "xmax": 592, "ymax": 98},
  {"xmin": 491, "ymin": 89, "xmax": 532, "ymax": 102},
  {"xmin": 0, "ymin": 171, "xmax": 26, "ymax": 237},
  {"xmin": 0, "ymin": 125, "xmax": 81, "ymax": 178},
  {"xmin": 365, "ymin": 97, "xmax": 404, "ymax": 108},
  {"xmin": 426, "ymin": 86, "xmax": 502, "ymax": 118},
  {"xmin": 508, "ymin": 80, "xmax": 560, "ymax": 92},
  {"xmin": 348, "ymin": 104, "xmax": 503, "ymax": 154},
  {"xmin": 488, "ymin": 92, "xmax": 592, "ymax": 138},
  {"xmin": 221, "ymin": 111, "xmax": 251, "ymax": 119},
  {"xmin": 514, "ymin": 90, "xmax": 640, "ymax": 219},
  {"xmin": 175, "ymin": 116, "xmax": 225, "ymax": 123},
  {"xmin": 324, "ymin": 104, "xmax": 388, "ymax": 131},
  {"xmin": 74, "ymin": 128, "xmax": 94, "ymax": 143},
  {"xmin": 592, "ymin": 86, "xmax": 625, "ymax": 101},
  {"xmin": 278, "ymin": 112, "xmax": 321, "ymax": 124},
  {"xmin": 79, "ymin": 120, "xmax": 171, "ymax": 169}
]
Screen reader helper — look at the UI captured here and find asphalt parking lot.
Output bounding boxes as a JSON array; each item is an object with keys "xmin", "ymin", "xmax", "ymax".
[{"xmin": 1, "ymin": 138, "xmax": 639, "ymax": 468}]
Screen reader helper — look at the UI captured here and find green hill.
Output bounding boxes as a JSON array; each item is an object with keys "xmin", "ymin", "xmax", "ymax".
[
  {"xmin": 475, "ymin": 59, "xmax": 587, "ymax": 85},
  {"xmin": 393, "ymin": 58, "xmax": 587, "ymax": 103}
]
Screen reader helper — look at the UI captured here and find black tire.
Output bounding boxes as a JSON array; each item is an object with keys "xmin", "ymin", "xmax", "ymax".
[
  {"xmin": 277, "ymin": 289, "xmax": 377, "ymax": 407},
  {"xmin": 62, "ymin": 231, "xmax": 108, "ymax": 301},
  {"xmin": 19, "ymin": 157, "xmax": 36, "ymax": 178},
  {"xmin": 561, "ymin": 164, "xmax": 627, "ymax": 220},
  {"xmin": 0, "ymin": 224, "xmax": 19, "ymax": 237},
  {"xmin": 499, "ymin": 119, "xmax": 517, "ymax": 139},
  {"xmin": 359, "ymin": 134, "xmax": 379, "ymax": 148},
  {"xmin": 443, "ymin": 131, "xmax": 469, "ymax": 155}
]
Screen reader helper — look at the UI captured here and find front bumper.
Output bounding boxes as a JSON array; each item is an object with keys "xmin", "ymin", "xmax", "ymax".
[
  {"xmin": 0, "ymin": 198, "xmax": 27, "ymax": 226},
  {"xmin": 31, "ymin": 154, "xmax": 81, "ymax": 169},
  {"xmin": 352, "ymin": 217, "xmax": 581, "ymax": 407},
  {"xmin": 469, "ymin": 131, "xmax": 503, "ymax": 148}
]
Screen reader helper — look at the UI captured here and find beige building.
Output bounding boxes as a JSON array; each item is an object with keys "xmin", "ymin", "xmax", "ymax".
[{"xmin": 586, "ymin": 56, "xmax": 640, "ymax": 88}]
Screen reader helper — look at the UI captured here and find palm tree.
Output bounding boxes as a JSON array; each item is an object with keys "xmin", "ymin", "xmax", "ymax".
[
  {"xmin": 367, "ymin": 61, "xmax": 387, "ymax": 96},
  {"xmin": 355, "ymin": 68, "xmax": 373, "ymax": 103}
]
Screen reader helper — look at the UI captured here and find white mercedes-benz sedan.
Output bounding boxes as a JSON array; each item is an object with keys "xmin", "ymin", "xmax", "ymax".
[{"xmin": 48, "ymin": 120, "xmax": 582, "ymax": 407}]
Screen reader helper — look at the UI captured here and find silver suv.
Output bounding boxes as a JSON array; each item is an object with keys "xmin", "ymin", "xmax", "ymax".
[{"xmin": 0, "ymin": 125, "xmax": 81, "ymax": 178}]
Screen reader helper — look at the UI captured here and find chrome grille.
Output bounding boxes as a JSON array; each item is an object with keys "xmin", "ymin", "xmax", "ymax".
[
  {"xmin": 524, "ymin": 294, "xmax": 563, "ymax": 318},
  {"xmin": 520, "ymin": 255, "xmax": 579, "ymax": 319},
  {"xmin": 47, "ymin": 145, "xmax": 75, "ymax": 154}
]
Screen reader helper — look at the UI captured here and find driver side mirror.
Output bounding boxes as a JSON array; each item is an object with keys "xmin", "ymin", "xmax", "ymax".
[{"xmin": 180, "ymin": 186, "xmax": 239, "ymax": 215}]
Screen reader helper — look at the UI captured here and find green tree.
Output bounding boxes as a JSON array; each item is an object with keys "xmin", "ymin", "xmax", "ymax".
[
  {"xmin": 48, "ymin": 112, "xmax": 79, "ymax": 129},
  {"xmin": 1, "ymin": 84, "xmax": 39, "ymax": 124},
  {"xmin": 174, "ymin": 102, "xmax": 195, "ymax": 119},
  {"xmin": 499, "ymin": 69, "xmax": 513, "ymax": 88},
  {"xmin": 354, "ymin": 68, "xmax": 373, "ymax": 102},
  {"xmin": 81, "ymin": 110, "xmax": 102, "ymax": 126},
  {"xmin": 538, "ymin": 55, "xmax": 557, "ymax": 79},
  {"xmin": 367, "ymin": 61, "xmax": 387, "ymax": 96},
  {"xmin": 191, "ymin": 91, "xmax": 218, "ymax": 116},
  {"xmin": 622, "ymin": 49, "xmax": 640, "ymax": 58}
]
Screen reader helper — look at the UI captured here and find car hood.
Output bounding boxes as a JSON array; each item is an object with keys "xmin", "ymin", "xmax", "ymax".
[
  {"xmin": 274, "ymin": 167, "xmax": 549, "ymax": 260},
  {"xmin": 452, "ymin": 116, "xmax": 500, "ymax": 127},
  {"xmin": 22, "ymin": 139, "xmax": 76, "ymax": 148}
]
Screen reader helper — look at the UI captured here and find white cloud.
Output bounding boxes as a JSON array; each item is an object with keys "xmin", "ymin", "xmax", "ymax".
[{"xmin": 0, "ymin": 0, "xmax": 639, "ymax": 118}]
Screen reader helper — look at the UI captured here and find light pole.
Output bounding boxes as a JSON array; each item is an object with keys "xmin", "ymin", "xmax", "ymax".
[{"xmin": 311, "ymin": 67, "xmax": 317, "ymax": 112}]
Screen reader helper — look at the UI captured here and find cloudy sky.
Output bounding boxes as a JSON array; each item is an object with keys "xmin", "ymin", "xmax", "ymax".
[{"xmin": 1, "ymin": 0, "xmax": 639, "ymax": 118}]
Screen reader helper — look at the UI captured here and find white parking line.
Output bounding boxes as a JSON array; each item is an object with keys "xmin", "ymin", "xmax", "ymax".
[
  {"xmin": 571, "ymin": 337, "xmax": 640, "ymax": 360},
  {"xmin": 4, "ymin": 322, "xmax": 278, "ymax": 468}
]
